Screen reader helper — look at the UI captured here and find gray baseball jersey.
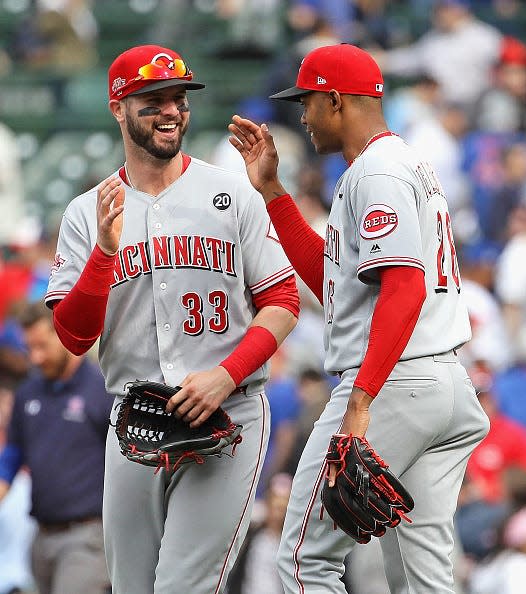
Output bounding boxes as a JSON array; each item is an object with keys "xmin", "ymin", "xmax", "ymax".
[
  {"xmin": 45, "ymin": 157, "xmax": 293, "ymax": 395},
  {"xmin": 323, "ymin": 133, "xmax": 471, "ymax": 373},
  {"xmin": 277, "ymin": 133, "xmax": 488, "ymax": 594}
]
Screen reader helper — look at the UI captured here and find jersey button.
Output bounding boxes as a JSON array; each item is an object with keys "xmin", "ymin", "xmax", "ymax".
[
  {"xmin": 164, "ymin": 323, "xmax": 171, "ymax": 330},
  {"xmin": 166, "ymin": 363, "xmax": 174, "ymax": 370},
  {"xmin": 153, "ymin": 204, "xmax": 160, "ymax": 210},
  {"xmin": 160, "ymin": 282, "xmax": 167, "ymax": 290},
  {"xmin": 155, "ymin": 222, "xmax": 162, "ymax": 229}
]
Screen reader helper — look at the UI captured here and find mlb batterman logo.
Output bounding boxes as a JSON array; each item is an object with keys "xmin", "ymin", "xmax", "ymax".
[{"xmin": 360, "ymin": 204, "xmax": 398, "ymax": 239}]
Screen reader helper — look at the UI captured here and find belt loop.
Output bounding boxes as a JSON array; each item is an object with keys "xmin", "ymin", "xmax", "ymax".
[{"xmin": 239, "ymin": 380, "xmax": 266, "ymax": 396}]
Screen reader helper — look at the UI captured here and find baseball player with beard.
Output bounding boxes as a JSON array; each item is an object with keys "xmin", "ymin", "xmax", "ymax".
[
  {"xmin": 229, "ymin": 43, "xmax": 490, "ymax": 593},
  {"xmin": 44, "ymin": 45, "xmax": 299, "ymax": 594}
]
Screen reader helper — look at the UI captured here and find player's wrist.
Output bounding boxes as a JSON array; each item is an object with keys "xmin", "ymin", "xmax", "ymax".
[
  {"xmin": 94, "ymin": 243, "xmax": 118, "ymax": 260},
  {"xmin": 258, "ymin": 180, "xmax": 288, "ymax": 204},
  {"xmin": 216, "ymin": 365, "xmax": 237, "ymax": 392},
  {"xmin": 96, "ymin": 241, "xmax": 118, "ymax": 257}
]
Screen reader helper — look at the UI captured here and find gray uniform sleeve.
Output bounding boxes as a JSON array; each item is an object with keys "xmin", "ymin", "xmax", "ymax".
[
  {"xmin": 352, "ymin": 174, "xmax": 424, "ymax": 284},
  {"xmin": 45, "ymin": 203, "xmax": 95, "ymax": 304},
  {"xmin": 238, "ymin": 191, "xmax": 294, "ymax": 294}
]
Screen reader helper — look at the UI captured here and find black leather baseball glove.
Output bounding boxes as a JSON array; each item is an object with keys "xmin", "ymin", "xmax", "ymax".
[
  {"xmin": 321, "ymin": 434, "xmax": 414, "ymax": 543},
  {"xmin": 115, "ymin": 380, "xmax": 243, "ymax": 473}
]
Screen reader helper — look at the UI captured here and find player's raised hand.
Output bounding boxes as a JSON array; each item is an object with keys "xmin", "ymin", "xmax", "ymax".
[
  {"xmin": 97, "ymin": 177, "xmax": 125, "ymax": 256},
  {"xmin": 228, "ymin": 115, "xmax": 287, "ymax": 202}
]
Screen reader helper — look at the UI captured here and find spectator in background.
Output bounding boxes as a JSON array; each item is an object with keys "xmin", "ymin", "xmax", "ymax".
[
  {"xmin": 286, "ymin": 0, "xmax": 353, "ymax": 46},
  {"xmin": 406, "ymin": 101, "xmax": 476, "ymax": 241},
  {"xmin": 257, "ymin": 347, "xmax": 301, "ymax": 497},
  {"xmin": 486, "ymin": 142, "xmax": 526, "ymax": 245},
  {"xmin": 287, "ymin": 0, "xmax": 402, "ymax": 50},
  {"xmin": 456, "ymin": 472, "xmax": 508, "ymax": 568},
  {"xmin": 455, "ymin": 384, "xmax": 526, "ymax": 568},
  {"xmin": 384, "ymin": 72, "xmax": 442, "ymax": 137},
  {"xmin": 0, "ymin": 122, "xmax": 25, "ymax": 246},
  {"xmin": 494, "ymin": 203, "xmax": 526, "ymax": 363},
  {"xmin": 466, "ymin": 364, "xmax": 526, "ymax": 504},
  {"xmin": 0, "ymin": 220, "xmax": 55, "ymax": 326},
  {"xmin": 0, "ymin": 301, "xmax": 112, "ymax": 594},
  {"xmin": 474, "ymin": 36, "xmax": 526, "ymax": 134},
  {"xmin": 214, "ymin": 0, "xmax": 284, "ymax": 57},
  {"xmin": 226, "ymin": 473, "xmax": 293, "ymax": 594},
  {"xmin": 285, "ymin": 368, "xmax": 331, "ymax": 476},
  {"xmin": 0, "ymin": 225, "xmax": 58, "ymax": 393},
  {"xmin": 374, "ymin": 0, "xmax": 503, "ymax": 112},
  {"xmin": 265, "ymin": 10, "xmax": 340, "ymax": 140},
  {"xmin": 0, "ymin": 315, "xmax": 29, "ymax": 394},
  {"xmin": 263, "ymin": 7, "xmax": 350, "ymax": 205},
  {"xmin": 10, "ymin": 0, "xmax": 98, "ymax": 73},
  {"xmin": 468, "ymin": 506, "xmax": 526, "ymax": 594},
  {"xmin": 0, "ymin": 387, "xmax": 36, "ymax": 594},
  {"xmin": 493, "ymin": 362, "xmax": 526, "ymax": 430},
  {"xmin": 293, "ymin": 188, "xmax": 329, "ymax": 237},
  {"xmin": 458, "ymin": 467, "xmax": 526, "ymax": 588},
  {"xmin": 458, "ymin": 243, "xmax": 512, "ymax": 373}
]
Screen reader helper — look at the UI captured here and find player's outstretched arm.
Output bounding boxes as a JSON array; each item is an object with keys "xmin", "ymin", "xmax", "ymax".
[{"xmin": 228, "ymin": 115, "xmax": 287, "ymax": 204}]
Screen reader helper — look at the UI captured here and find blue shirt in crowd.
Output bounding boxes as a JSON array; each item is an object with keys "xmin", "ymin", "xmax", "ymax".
[{"xmin": 0, "ymin": 358, "xmax": 113, "ymax": 524}]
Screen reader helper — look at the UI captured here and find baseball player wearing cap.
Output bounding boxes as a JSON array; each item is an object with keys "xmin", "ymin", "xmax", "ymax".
[
  {"xmin": 229, "ymin": 43, "xmax": 489, "ymax": 593},
  {"xmin": 45, "ymin": 45, "xmax": 299, "ymax": 594}
]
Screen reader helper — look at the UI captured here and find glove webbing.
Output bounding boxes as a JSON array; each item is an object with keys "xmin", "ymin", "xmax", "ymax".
[
  {"xmin": 155, "ymin": 450, "xmax": 205, "ymax": 474},
  {"xmin": 321, "ymin": 434, "xmax": 412, "ymax": 527},
  {"xmin": 354, "ymin": 438, "xmax": 413, "ymax": 523},
  {"xmin": 153, "ymin": 427, "xmax": 243, "ymax": 474}
]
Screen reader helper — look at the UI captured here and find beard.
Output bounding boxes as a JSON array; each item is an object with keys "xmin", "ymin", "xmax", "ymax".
[
  {"xmin": 41, "ymin": 351, "xmax": 70, "ymax": 381},
  {"xmin": 125, "ymin": 110, "xmax": 188, "ymax": 160}
]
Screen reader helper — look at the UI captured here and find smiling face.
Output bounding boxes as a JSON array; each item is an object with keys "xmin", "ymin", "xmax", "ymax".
[
  {"xmin": 299, "ymin": 91, "xmax": 342, "ymax": 155},
  {"xmin": 120, "ymin": 85, "xmax": 190, "ymax": 160}
]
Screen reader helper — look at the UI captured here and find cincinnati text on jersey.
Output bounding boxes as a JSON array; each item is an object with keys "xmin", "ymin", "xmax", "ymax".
[
  {"xmin": 111, "ymin": 234, "xmax": 237, "ymax": 287},
  {"xmin": 324, "ymin": 224, "xmax": 340, "ymax": 266}
]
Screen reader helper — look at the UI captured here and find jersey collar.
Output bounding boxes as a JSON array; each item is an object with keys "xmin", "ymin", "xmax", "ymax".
[
  {"xmin": 348, "ymin": 131, "xmax": 398, "ymax": 167},
  {"xmin": 118, "ymin": 153, "xmax": 192, "ymax": 186}
]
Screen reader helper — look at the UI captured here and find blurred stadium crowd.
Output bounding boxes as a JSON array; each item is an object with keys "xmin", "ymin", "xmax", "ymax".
[{"xmin": 2, "ymin": 0, "xmax": 526, "ymax": 593}]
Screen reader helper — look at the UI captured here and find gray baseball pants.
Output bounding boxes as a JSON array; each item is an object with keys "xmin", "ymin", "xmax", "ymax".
[
  {"xmin": 277, "ymin": 351, "xmax": 489, "ymax": 594},
  {"xmin": 103, "ymin": 385, "xmax": 269, "ymax": 594}
]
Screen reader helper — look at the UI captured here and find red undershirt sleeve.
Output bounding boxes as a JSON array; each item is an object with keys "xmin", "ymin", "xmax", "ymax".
[
  {"xmin": 266, "ymin": 195, "xmax": 325, "ymax": 304},
  {"xmin": 52, "ymin": 245, "xmax": 116, "ymax": 356},
  {"xmin": 251, "ymin": 275, "xmax": 300, "ymax": 318},
  {"xmin": 220, "ymin": 276, "xmax": 300, "ymax": 386},
  {"xmin": 354, "ymin": 266, "xmax": 426, "ymax": 397}
]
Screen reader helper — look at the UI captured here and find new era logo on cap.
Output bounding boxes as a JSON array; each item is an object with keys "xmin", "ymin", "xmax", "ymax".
[{"xmin": 317, "ymin": 76, "xmax": 327, "ymax": 85}]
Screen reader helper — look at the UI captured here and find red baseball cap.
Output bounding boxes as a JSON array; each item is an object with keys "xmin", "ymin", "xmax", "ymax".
[
  {"xmin": 500, "ymin": 36, "xmax": 526, "ymax": 66},
  {"xmin": 270, "ymin": 43, "xmax": 384, "ymax": 102},
  {"xmin": 108, "ymin": 45, "xmax": 205, "ymax": 101}
]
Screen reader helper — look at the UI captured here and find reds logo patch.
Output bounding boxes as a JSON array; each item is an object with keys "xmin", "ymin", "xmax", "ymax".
[
  {"xmin": 360, "ymin": 204, "xmax": 398, "ymax": 239},
  {"xmin": 50, "ymin": 252, "xmax": 66, "ymax": 275}
]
